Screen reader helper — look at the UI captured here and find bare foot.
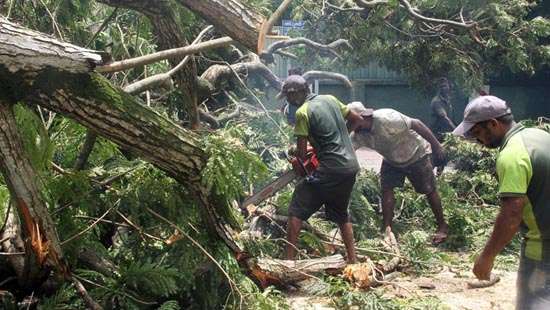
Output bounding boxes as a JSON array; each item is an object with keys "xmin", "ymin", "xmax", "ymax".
[{"xmin": 432, "ymin": 225, "xmax": 449, "ymax": 244}]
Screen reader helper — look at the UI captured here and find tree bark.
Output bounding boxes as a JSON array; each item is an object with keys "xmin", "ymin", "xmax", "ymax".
[
  {"xmin": 0, "ymin": 202, "xmax": 27, "ymax": 284},
  {"xmin": 0, "ymin": 102, "xmax": 69, "ymax": 286},
  {"xmin": 251, "ymin": 254, "xmax": 347, "ymax": 287},
  {"xmin": 175, "ymin": 0, "xmax": 264, "ymax": 51}
]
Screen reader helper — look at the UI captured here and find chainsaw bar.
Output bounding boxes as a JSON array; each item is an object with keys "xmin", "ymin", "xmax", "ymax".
[{"xmin": 240, "ymin": 169, "xmax": 298, "ymax": 210}]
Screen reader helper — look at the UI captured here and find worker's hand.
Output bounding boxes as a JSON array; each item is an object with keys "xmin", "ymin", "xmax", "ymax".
[{"xmin": 473, "ymin": 253, "xmax": 494, "ymax": 280}]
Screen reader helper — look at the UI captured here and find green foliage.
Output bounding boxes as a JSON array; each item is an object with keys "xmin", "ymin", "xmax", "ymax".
[
  {"xmin": 157, "ymin": 301, "xmax": 181, "ymax": 310},
  {"xmin": 401, "ymin": 230, "xmax": 439, "ymax": 271},
  {"xmin": 296, "ymin": 0, "xmax": 550, "ymax": 92},
  {"xmin": 38, "ymin": 283, "xmax": 82, "ymax": 310},
  {"xmin": 13, "ymin": 104, "xmax": 54, "ymax": 172},
  {"xmin": 120, "ymin": 260, "xmax": 179, "ymax": 298},
  {"xmin": 202, "ymin": 127, "xmax": 269, "ymax": 204},
  {"xmin": 443, "ymin": 134, "xmax": 496, "ymax": 172}
]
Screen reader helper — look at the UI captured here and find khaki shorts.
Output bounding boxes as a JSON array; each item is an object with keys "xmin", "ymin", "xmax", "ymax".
[{"xmin": 380, "ymin": 155, "xmax": 436, "ymax": 195}]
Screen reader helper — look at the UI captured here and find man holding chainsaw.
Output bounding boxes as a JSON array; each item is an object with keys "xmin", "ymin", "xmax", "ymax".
[{"xmin": 278, "ymin": 75, "xmax": 363, "ymax": 263}]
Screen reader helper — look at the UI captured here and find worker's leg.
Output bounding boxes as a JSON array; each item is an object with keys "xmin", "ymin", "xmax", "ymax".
[
  {"xmin": 426, "ymin": 190, "xmax": 449, "ymax": 236},
  {"xmin": 325, "ymin": 171, "xmax": 358, "ymax": 263},
  {"xmin": 287, "ymin": 180, "xmax": 322, "ymax": 260},
  {"xmin": 380, "ymin": 160, "xmax": 404, "ymax": 231},
  {"xmin": 339, "ymin": 221, "xmax": 357, "ymax": 264},
  {"xmin": 381, "ymin": 188, "xmax": 396, "ymax": 230},
  {"xmin": 285, "ymin": 216, "xmax": 303, "ymax": 260},
  {"xmin": 408, "ymin": 155, "xmax": 448, "ymax": 243}
]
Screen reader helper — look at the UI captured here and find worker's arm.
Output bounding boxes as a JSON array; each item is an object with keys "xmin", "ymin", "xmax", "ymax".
[
  {"xmin": 410, "ymin": 118, "xmax": 445, "ymax": 162},
  {"xmin": 473, "ymin": 196, "xmax": 526, "ymax": 279},
  {"xmin": 433, "ymin": 102, "xmax": 456, "ymax": 130}
]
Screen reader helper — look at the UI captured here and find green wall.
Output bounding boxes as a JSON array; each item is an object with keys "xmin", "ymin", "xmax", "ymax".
[{"xmin": 318, "ymin": 81, "xmax": 550, "ymax": 124}]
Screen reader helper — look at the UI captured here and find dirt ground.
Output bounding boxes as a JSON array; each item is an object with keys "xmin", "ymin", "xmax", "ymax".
[{"xmin": 287, "ymin": 267, "xmax": 517, "ymax": 309}]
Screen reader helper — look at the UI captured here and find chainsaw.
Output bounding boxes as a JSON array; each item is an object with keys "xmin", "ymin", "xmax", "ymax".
[{"xmin": 240, "ymin": 148, "xmax": 319, "ymax": 210}]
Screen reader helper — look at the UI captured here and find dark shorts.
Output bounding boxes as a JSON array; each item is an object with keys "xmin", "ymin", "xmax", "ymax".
[
  {"xmin": 517, "ymin": 244, "xmax": 550, "ymax": 309},
  {"xmin": 380, "ymin": 155, "xmax": 436, "ymax": 195},
  {"xmin": 288, "ymin": 170, "xmax": 357, "ymax": 225}
]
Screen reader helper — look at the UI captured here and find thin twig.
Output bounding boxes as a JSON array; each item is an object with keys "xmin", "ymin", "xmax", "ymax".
[
  {"xmin": 0, "ymin": 276, "xmax": 16, "ymax": 287},
  {"xmin": 116, "ymin": 210, "xmax": 164, "ymax": 242},
  {"xmin": 0, "ymin": 251, "xmax": 25, "ymax": 256},
  {"xmin": 86, "ymin": 8, "xmax": 119, "ymax": 48},
  {"xmin": 61, "ymin": 201, "xmax": 119, "ymax": 245}
]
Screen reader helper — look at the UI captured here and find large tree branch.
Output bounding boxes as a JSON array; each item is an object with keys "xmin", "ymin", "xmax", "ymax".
[
  {"xmin": 302, "ymin": 70, "xmax": 353, "ymax": 88},
  {"xmin": 261, "ymin": 38, "xmax": 351, "ymax": 64},
  {"xmin": 398, "ymin": 0, "xmax": 476, "ymax": 29},
  {"xmin": 123, "ymin": 26, "xmax": 214, "ymax": 95},
  {"xmin": 201, "ymin": 55, "xmax": 282, "ymax": 91},
  {"xmin": 0, "ymin": 18, "xmax": 103, "ymax": 73},
  {"xmin": 257, "ymin": 0, "xmax": 294, "ymax": 53},
  {"xmin": 98, "ymin": 0, "xmax": 205, "ymax": 128},
  {"xmin": 0, "ymin": 101, "xmax": 69, "ymax": 283}
]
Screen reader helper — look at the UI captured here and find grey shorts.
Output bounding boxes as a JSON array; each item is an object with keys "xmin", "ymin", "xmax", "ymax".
[
  {"xmin": 288, "ymin": 170, "xmax": 357, "ymax": 225},
  {"xmin": 517, "ymin": 245, "xmax": 550, "ymax": 309},
  {"xmin": 380, "ymin": 155, "xmax": 436, "ymax": 195}
]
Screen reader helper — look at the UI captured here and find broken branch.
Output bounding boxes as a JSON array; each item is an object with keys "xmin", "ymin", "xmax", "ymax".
[{"xmin": 97, "ymin": 36, "xmax": 234, "ymax": 73}]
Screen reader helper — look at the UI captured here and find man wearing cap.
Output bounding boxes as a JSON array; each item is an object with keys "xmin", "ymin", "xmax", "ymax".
[
  {"xmin": 347, "ymin": 102, "xmax": 449, "ymax": 244},
  {"xmin": 453, "ymin": 95, "xmax": 550, "ymax": 309},
  {"xmin": 279, "ymin": 75, "xmax": 363, "ymax": 264}
]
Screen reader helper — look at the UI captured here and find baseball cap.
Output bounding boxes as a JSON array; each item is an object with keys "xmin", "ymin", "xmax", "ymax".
[
  {"xmin": 453, "ymin": 95, "xmax": 511, "ymax": 137},
  {"xmin": 347, "ymin": 101, "xmax": 374, "ymax": 117},
  {"xmin": 276, "ymin": 75, "xmax": 308, "ymax": 100}
]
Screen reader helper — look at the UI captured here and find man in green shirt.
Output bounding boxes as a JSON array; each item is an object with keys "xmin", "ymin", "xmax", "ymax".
[
  {"xmin": 454, "ymin": 95, "xmax": 550, "ymax": 309},
  {"xmin": 278, "ymin": 75, "xmax": 363, "ymax": 263}
]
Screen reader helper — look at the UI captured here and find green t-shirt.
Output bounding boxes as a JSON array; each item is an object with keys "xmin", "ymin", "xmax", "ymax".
[
  {"xmin": 497, "ymin": 124, "xmax": 550, "ymax": 261},
  {"xmin": 294, "ymin": 94, "xmax": 359, "ymax": 174}
]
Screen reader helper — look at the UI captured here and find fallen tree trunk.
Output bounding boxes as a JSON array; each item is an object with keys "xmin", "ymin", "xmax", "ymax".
[{"xmin": 0, "ymin": 16, "xmax": 242, "ymax": 257}]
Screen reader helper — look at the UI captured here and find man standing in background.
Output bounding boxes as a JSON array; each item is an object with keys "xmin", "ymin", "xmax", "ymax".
[{"xmin": 430, "ymin": 77, "xmax": 456, "ymax": 141}]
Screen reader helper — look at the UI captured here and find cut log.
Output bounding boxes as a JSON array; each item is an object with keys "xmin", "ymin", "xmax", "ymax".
[{"xmin": 251, "ymin": 254, "xmax": 347, "ymax": 287}]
